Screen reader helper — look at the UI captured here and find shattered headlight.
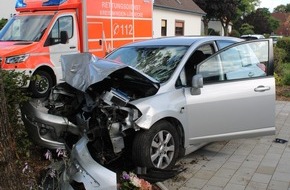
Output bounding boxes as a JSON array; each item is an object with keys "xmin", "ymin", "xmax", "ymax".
[{"xmin": 6, "ymin": 54, "xmax": 29, "ymax": 64}]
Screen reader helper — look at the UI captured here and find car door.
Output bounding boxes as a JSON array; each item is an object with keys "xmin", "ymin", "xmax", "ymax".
[{"xmin": 184, "ymin": 39, "xmax": 275, "ymax": 144}]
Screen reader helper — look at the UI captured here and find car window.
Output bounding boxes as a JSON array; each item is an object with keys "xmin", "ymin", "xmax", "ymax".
[
  {"xmin": 216, "ymin": 40, "xmax": 236, "ymax": 49},
  {"xmin": 197, "ymin": 40, "xmax": 269, "ymax": 83},
  {"xmin": 106, "ymin": 46, "xmax": 189, "ymax": 83},
  {"xmin": 183, "ymin": 44, "xmax": 214, "ymax": 86}
]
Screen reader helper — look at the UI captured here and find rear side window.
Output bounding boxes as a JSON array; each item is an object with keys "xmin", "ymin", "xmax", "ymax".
[{"xmin": 197, "ymin": 40, "xmax": 270, "ymax": 83}]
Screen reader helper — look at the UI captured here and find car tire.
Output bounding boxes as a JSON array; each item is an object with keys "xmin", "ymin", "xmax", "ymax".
[
  {"xmin": 132, "ymin": 120, "xmax": 179, "ymax": 169},
  {"xmin": 29, "ymin": 70, "xmax": 53, "ymax": 98}
]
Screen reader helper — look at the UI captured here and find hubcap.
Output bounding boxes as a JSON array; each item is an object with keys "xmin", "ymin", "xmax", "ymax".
[
  {"xmin": 35, "ymin": 76, "xmax": 49, "ymax": 94},
  {"xmin": 150, "ymin": 130, "xmax": 175, "ymax": 169}
]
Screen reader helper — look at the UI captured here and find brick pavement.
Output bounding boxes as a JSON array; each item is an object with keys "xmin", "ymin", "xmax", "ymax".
[{"xmin": 162, "ymin": 101, "xmax": 290, "ymax": 190}]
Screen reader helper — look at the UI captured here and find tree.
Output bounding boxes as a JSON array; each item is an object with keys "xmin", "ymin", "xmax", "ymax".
[
  {"xmin": 0, "ymin": 70, "xmax": 22, "ymax": 189},
  {"xmin": 273, "ymin": 5, "xmax": 287, "ymax": 13},
  {"xmin": 243, "ymin": 8, "xmax": 279, "ymax": 34},
  {"xmin": 287, "ymin": 4, "xmax": 290, "ymax": 12},
  {"xmin": 273, "ymin": 4, "xmax": 290, "ymax": 13},
  {"xmin": 194, "ymin": 0, "xmax": 259, "ymax": 36},
  {"xmin": 239, "ymin": 23, "xmax": 255, "ymax": 35},
  {"xmin": 0, "ymin": 19, "xmax": 8, "ymax": 30},
  {"xmin": 193, "ymin": 0, "xmax": 217, "ymax": 35}
]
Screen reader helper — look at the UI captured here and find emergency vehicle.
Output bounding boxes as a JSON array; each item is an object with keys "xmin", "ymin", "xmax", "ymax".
[{"xmin": 0, "ymin": 0, "xmax": 153, "ymax": 97}]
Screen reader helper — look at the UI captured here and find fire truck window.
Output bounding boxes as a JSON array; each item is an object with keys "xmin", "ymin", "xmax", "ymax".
[{"xmin": 48, "ymin": 16, "xmax": 73, "ymax": 45}]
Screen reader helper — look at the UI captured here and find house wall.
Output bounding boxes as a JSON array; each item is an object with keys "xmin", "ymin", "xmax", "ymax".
[{"xmin": 153, "ymin": 8, "xmax": 202, "ymax": 38}]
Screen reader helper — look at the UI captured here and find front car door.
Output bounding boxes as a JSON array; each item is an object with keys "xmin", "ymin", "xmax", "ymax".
[{"xmin": 185, "ymin": 39, "xmax": 275, "ymax": 144}]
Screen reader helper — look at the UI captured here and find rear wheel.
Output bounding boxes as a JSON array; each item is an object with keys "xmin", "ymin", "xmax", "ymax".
[
  {"xmin": 29, "ymin": 70, "xmax": 53, "ymax": 98},
  {"xmin": 132, "ymin": 120, "xmax": 179, "ymax": 169}
]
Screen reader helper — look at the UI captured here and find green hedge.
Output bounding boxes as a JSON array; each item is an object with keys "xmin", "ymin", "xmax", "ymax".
[
  {"xmin": 276, "ymin": 37, "xmax": 290, "ymax": 62},
  {"xmin": 1, "ymin": 70, "xmax": 32, "ymax": 156}
]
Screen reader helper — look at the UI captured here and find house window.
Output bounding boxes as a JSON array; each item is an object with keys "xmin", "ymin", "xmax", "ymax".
[
  {"xmin": 175, "ymin": 20, "xmax": 184, "ymax": 36},
  {"xmin": 161, "ymin": 19, "xmax": 167, "ymax": 36}
]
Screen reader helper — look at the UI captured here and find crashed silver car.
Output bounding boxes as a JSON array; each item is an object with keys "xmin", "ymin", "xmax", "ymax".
[{"xmin": 21, "ymin": 36, "xmax": 276, "ymax": 172}]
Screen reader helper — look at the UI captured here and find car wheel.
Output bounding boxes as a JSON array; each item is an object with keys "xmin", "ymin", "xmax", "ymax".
[
  {"xmin": 29, "ymin": 70, "xmax": 53, "ymax": 98},
  {"xmin": 132, "ymin": 120, "xmax": 179, "ymax": 169}
]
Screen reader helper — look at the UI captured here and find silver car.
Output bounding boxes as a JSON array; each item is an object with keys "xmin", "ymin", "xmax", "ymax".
[
  {"xmin": 22, "ymin": 36, "xmax": 275, "ymax": 171},
  {"xmin": 105, "ymin": 36, "xmax": 275, "ymax": 169}
]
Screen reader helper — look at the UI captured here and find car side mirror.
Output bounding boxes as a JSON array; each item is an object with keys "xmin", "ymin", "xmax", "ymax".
[
  {"xmin": 191, "ymin": 74, "xmax": 203, "ymax": 95},
  {"xmin": 60, "ymin": 31, "xmax": 68, "ymax": 44}
]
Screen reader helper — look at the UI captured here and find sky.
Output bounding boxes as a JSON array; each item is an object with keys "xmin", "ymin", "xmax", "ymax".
[
  {"xmin": 258, "ymin": 0, "xmax": 290, "ymax": 12},
  {"xmin": 0, "ymin": 0, "xmax": 289, "ymax": 19}
]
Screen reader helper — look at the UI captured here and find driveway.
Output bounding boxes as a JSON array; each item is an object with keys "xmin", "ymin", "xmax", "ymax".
[{"xmin": 162, "ymin": 101, "xmax": 290, "ymax": 190}]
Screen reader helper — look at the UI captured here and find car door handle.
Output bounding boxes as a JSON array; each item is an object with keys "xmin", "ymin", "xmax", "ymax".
[
  {"xmin": 70, "ymin": 46, "xmax": 76, "ymax": 49},
  {"xmin": 254, "ymin": 85, "xmax": 270, "ymax": 92}
]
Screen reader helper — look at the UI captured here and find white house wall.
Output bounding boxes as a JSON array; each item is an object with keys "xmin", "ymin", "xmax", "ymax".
[{"xmin": 153, "ymin": 8, "xmax": 202, "ymax": 38}]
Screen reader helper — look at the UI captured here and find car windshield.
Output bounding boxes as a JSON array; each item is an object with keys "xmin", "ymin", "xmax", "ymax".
[
  {"xmin": 106, "ymin": 46, "xmax": 188, "ymax": 83},
  {"xmin": 0, "ymin": 15, "xmax": 53, "ymax": 42}
]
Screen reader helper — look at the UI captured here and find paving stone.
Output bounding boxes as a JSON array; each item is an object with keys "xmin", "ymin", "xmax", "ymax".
[
  {"xmin": 228, "ymin": 154, "xmax": 247, "ymax": 163},
  {"xmin": 245, "ymin": 181, "xmax": 268, "ymax": 190},
  {"xmin": 215, "ymin": 168, "xmax": 236, "ymax": 179},
  {"xmin": 229, "ymin": 168, "xmax": 255, "ymax": 186},
  {"xmin": 251, "ymin": 173, "xmax": 272, "ymax": 184},
  {"xmin": 267, "ymin": 180, "xmax": 290, "ymax": 190},
  {"xmin": 272, "ymin": 171, "xmax": 290, "ymax": 183},
  {"xmin": 256, "ymin": 165, "xmax": 276, "ymax": 175},
  {"xmin": 207, "ymin": 176, "xmax": 230, "ymax": 187},
  {"xmin": 184, "ymin": 178, "xmax": 207, "ymax": 189},
  {"xmin": 224, "ymin": 183, "xmax": 246, "ymax": 190},
  {"xmin": 193, "ymin": 169, "xmax": 215, "ymax": 180},
  {"xmin": 222, "ymin": 161, "xmax": 242, "ymax": 170},
  {"xmin": 201, "ymin": 185, "xmax": 223, "ymax": 190},
  {"xmin": 241, "ymin": 160, "xmax": 260, "ymax": 170}
]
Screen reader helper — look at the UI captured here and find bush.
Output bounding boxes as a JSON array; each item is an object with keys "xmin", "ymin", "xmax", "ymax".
[
  {"xmin": 282, "ymin": 64, "xmax": 290, "ymax": 85},
  {"xmin": 1, "ymin": 70, "xmax": 32, "ymax": 156},
  {"xmin": 229, "ymin": 29, "xmax": 240, "ymax": 37},
  {"xmin": 276, "ymin": 37, "xmax": 290, "ymax": 62},
  {"xmin": 274, "ymin": 46, "xmax": 287, "ymax": 75}
]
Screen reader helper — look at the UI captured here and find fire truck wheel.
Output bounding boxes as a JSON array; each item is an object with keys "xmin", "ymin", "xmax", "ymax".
[{"xmin": 29, "ymin": 70, "xmax": 53, "ymax": 98}]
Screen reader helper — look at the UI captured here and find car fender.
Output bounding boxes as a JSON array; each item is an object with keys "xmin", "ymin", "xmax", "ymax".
[{"xmin": 132, "ymin": 88, "xmax": 187, "ymax": 130}]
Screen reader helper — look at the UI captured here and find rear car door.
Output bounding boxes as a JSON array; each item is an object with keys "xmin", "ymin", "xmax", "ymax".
[{"xmin": 185, "ymin": 39, "xmax": 275, "ymax": 144}]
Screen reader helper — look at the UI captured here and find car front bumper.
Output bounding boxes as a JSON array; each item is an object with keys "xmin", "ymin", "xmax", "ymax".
[
  {"xmin": 60, "ymin": 137, "xmax": 117, "ymax": 189},
  {"xmin": 20, "ymin": 100, "xmax": 79, "ymax": 149}
]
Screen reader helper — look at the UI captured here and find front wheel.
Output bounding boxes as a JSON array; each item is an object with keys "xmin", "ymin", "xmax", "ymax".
[
  {"xmin": 132, "ymin": 120, "xmax": 180, "ymax": 169},
  {"xmin": 29, "ymin": 70, "xmax": 53, "ymax": 98}
]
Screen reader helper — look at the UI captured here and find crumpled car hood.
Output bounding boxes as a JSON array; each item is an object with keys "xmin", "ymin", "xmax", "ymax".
[{"xmin": 61, "ymin": 53, "xmax": 160, "ymax": 96}]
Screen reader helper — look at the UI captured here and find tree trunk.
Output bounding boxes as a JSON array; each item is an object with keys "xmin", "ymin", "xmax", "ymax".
[
  {"xmin": 203, "ymin": 18, "xmax": 210, "ymax": 35},
  {"xmin": 220, "ymin": 19, "xmax": 230, "ymax": 36},
  {"xmin": 0, "ymin": 70, "xmax": 22, "ymax": 189}
]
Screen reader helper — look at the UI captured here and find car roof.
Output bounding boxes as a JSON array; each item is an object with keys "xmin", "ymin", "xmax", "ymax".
[
  {"xmin": 240, "ymin": 34, "xmax": 265, "ymax": 39},
  {"xmin": 124, "ymin": 36, "xmax": 242, "ymax": 47}
]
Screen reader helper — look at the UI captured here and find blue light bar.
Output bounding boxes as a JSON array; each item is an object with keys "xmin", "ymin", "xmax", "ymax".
[
  {"xmin": 43, "ymin": 0, "xmax": 68, "ymax": 6},
  {"xmin": 15, "ymin": 0, "xmax": 68, "ymax": 8},
  {"xmin": 15, "ymin": 0, "xmax": 26, "ymax": 8}
]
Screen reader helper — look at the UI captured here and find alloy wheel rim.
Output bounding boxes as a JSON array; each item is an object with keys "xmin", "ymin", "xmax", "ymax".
[{"xmin": 150, "ymin": 130, "xmax": 175, "ymax": 169}]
